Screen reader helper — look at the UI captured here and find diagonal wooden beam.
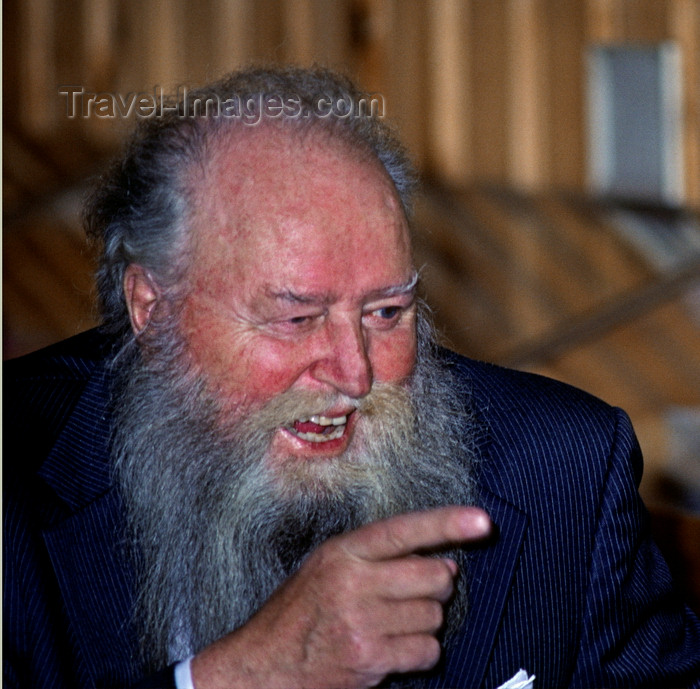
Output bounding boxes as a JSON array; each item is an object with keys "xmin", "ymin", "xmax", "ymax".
[{"xmin": 503, "ymin": 258, "xmax": 700, "ymax": 368}]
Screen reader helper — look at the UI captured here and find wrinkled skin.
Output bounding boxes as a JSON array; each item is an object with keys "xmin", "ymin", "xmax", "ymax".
[
  {"xmin": 124, "ymin": 127, "xmax": 492, "ymax": 688},
  {"xmin": 192, "ymin": 506, "xmax": 491, "ymax": 689}
]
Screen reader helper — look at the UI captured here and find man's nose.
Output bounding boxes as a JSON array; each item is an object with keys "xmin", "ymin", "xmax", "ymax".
[{"xmin": 309, "ymin": 318, "xmax": 372, "ymax": 399}]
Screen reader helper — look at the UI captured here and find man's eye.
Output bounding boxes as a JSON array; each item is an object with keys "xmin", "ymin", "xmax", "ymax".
[
  {"xmin": 272, "ymin": 313, "xmax": 323, "ymax": 334},
  {"xmin": 376, "ymin": 306, "xmax": 401, "ymax": 320},
  {"xmin": 363, "ymin": 305, "xmax": 404, "ymax": 329}
]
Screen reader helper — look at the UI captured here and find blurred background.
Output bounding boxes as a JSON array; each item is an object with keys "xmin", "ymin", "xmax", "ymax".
[{"xmin": 3, "ymin": 0, "xmax": 699, "ymax": 608}]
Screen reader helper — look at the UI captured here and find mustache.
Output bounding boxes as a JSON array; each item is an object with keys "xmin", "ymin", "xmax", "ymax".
[{"xmin": 230, "ymin": 382, "xmax": 414, "ymax": 441}]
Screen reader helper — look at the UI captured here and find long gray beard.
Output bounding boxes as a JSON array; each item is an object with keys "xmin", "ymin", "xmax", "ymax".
[{"xmin": 111, "ymin": 315, "xmax": 478, "ymax": 679}]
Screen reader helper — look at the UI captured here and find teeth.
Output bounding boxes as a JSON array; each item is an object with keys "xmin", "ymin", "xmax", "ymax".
[
  {"xmin": 294, "ymin": 426, "xmax": 345, "ymax": 443},
  {"xmin": 288, "ymin": 412, "xmax": 350, "ymax": 443},
  {"xmin": 309, "ymin": 414, "xmax": 348, "ymax": 426}
]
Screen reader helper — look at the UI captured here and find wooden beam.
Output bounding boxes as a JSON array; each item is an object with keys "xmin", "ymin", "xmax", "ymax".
[
  {"xmin": 505, "ymin": 258, "xmax": 700, "ymax": 367},
  {"xmin": 671, "ymin": 0, "xmax": 700, "ymax": 208},
  {"xmin": 426, "ymin": 0, "xmax": 471, "ymax": 183},
  {"xmin": 506, "ymin": 0, "xmax": 544, "ymax": 190},
  {"xmin": 19, "ymin": 0, "xmax": 56, "ymax": 135}
]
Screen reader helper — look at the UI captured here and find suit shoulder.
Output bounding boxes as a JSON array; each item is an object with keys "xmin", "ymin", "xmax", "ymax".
[
  {"xmin": 442, "ymin": 348, "xmax": 619, "ymax": 424},
  {"xmin": 3, "ymin": 329, "xmax": 115, "ymax": 478},
  {"xmin": 440, "ymin": 348, "xmax": 634, "ymax": 487},
  {"xmin": 4, "ymin": 328, "xmax": 114, "ymax": 383}
]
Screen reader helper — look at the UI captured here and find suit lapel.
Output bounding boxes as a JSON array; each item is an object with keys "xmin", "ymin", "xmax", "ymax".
[
  {"xmin": 424, "ymin": 365, "xmax": 531, "ymax": 689},
  {"xmin": 42, "ymin": 490, "xmax": 138, "ymax": 685},
  {"xmin": 38, "ymin": 366, "xmax": 139, "ymax": 685},
  {"xmin": 38, "ymin": 366, "xmax": 113, "ymax": 509},
  {"xmin": 437, "ymin": 488, "xmax": 529, "ymax": 688}
]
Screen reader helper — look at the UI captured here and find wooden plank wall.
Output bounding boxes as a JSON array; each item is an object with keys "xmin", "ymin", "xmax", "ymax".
[
  {"xmin": 3, "ymin": 0, "xmax": 700, "ymax": 608},
  {"xmin": 4, "ymin": 0, "xmax": 700, "ymax": 210}
]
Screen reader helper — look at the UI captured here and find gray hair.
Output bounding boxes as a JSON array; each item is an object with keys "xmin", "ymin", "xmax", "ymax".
[{"xmin": 84, "ymin": 65, "xmax": 418, "ymax": 340}]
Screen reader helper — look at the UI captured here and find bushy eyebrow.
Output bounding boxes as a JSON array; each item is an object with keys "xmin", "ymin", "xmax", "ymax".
[
  {"xmin": 265, "ymin": 287, "xmax": 334, "ymax": 306},
  {"xmin": 370, "ymin": 271, "xmax": 419, "ymax": 299},
  {"xmin": 264, "ymin": 271, "xmax": 419, "ymax": 306}
]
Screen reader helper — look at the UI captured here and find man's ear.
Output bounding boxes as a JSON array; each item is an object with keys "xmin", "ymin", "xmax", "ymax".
[{"xmin": 123, "ymin": 264, "xmax": 160, "ymax": 335}]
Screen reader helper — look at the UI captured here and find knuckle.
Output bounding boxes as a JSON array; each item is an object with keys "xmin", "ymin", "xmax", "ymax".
[
  {"xmin": 426, "ymin": 600, "xmax": 444, "ymax": 630},
  {"xmin": 419, "ymin": 558, "xmax": 454, "ymax": 597},
  {"xmin": 343, "ymin": 603, "xmax": 370, "ymax": 634},
  {"xmin": 302, "ymin": 544, "xmax": 369, "ymax": 610},
  {"xmin": 315, "ymin": 533, "xmax": 344, "ymax": 561},
  {"xmin": 305, "ymin": 540, "xmax": 334, "ymax": 572},
  {"xmin": 311, "ymin": 538, "xmax": 356, "ymax": 576},
  {"xmin": 436, "ymin": 564, "xmax": 455, "ymax": 593},
  {"xmin": 418, "ymin": 636, "xmax": 442, "ymax": 670},
  {"xmin": 384, "ymin": 520, "xmax": 408, "ymax": 554},
  {"xmin": 400, "ymin": 555, "xmax": 424, "ymax": 580},
  {"xmin": 346, "ymin": 632, "xmax": 381, "ymax": 673}
]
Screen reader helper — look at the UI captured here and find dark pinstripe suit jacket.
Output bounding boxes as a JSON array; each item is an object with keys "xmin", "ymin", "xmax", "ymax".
[{"xmin": 4, "ymin": 329, "xmax": 700, "ymax": 689}]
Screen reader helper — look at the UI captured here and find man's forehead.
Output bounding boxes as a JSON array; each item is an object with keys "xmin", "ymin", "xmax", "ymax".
[
  {"xmin": 194, "ymin": 123, "xmax": 396, "ymax": 202},
  {"xmin": 188, "ymin": 124, "xmax": 407, "ymax": 245}
]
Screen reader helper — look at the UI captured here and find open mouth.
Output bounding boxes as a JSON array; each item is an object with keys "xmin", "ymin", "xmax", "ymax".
[{"xmin": 287, "ymin": 412, "xmax": 351, "ymax": 443}]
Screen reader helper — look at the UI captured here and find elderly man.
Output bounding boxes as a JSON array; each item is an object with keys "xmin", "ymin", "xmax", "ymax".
[{"xmin": 5, "ymin": 66, "xmax": 700, "ymax": 689}]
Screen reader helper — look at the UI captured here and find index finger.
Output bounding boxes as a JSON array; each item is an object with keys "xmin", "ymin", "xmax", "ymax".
[{"xmin": 342, "ymin": 506, "xmax": 492, "ymax": 562}]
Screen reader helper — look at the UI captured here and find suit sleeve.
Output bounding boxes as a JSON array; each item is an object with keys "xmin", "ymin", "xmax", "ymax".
[
  {"xmin": 3, "ymin": 484, "xmax": 179, "ymax": 689},
  {"xmin": 571, "ymin": 409, "xmax": 700, "ymax": 688},
  {"xmin": 131, "ymin": 667, "xmax": 177, "ymax": 689}
]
